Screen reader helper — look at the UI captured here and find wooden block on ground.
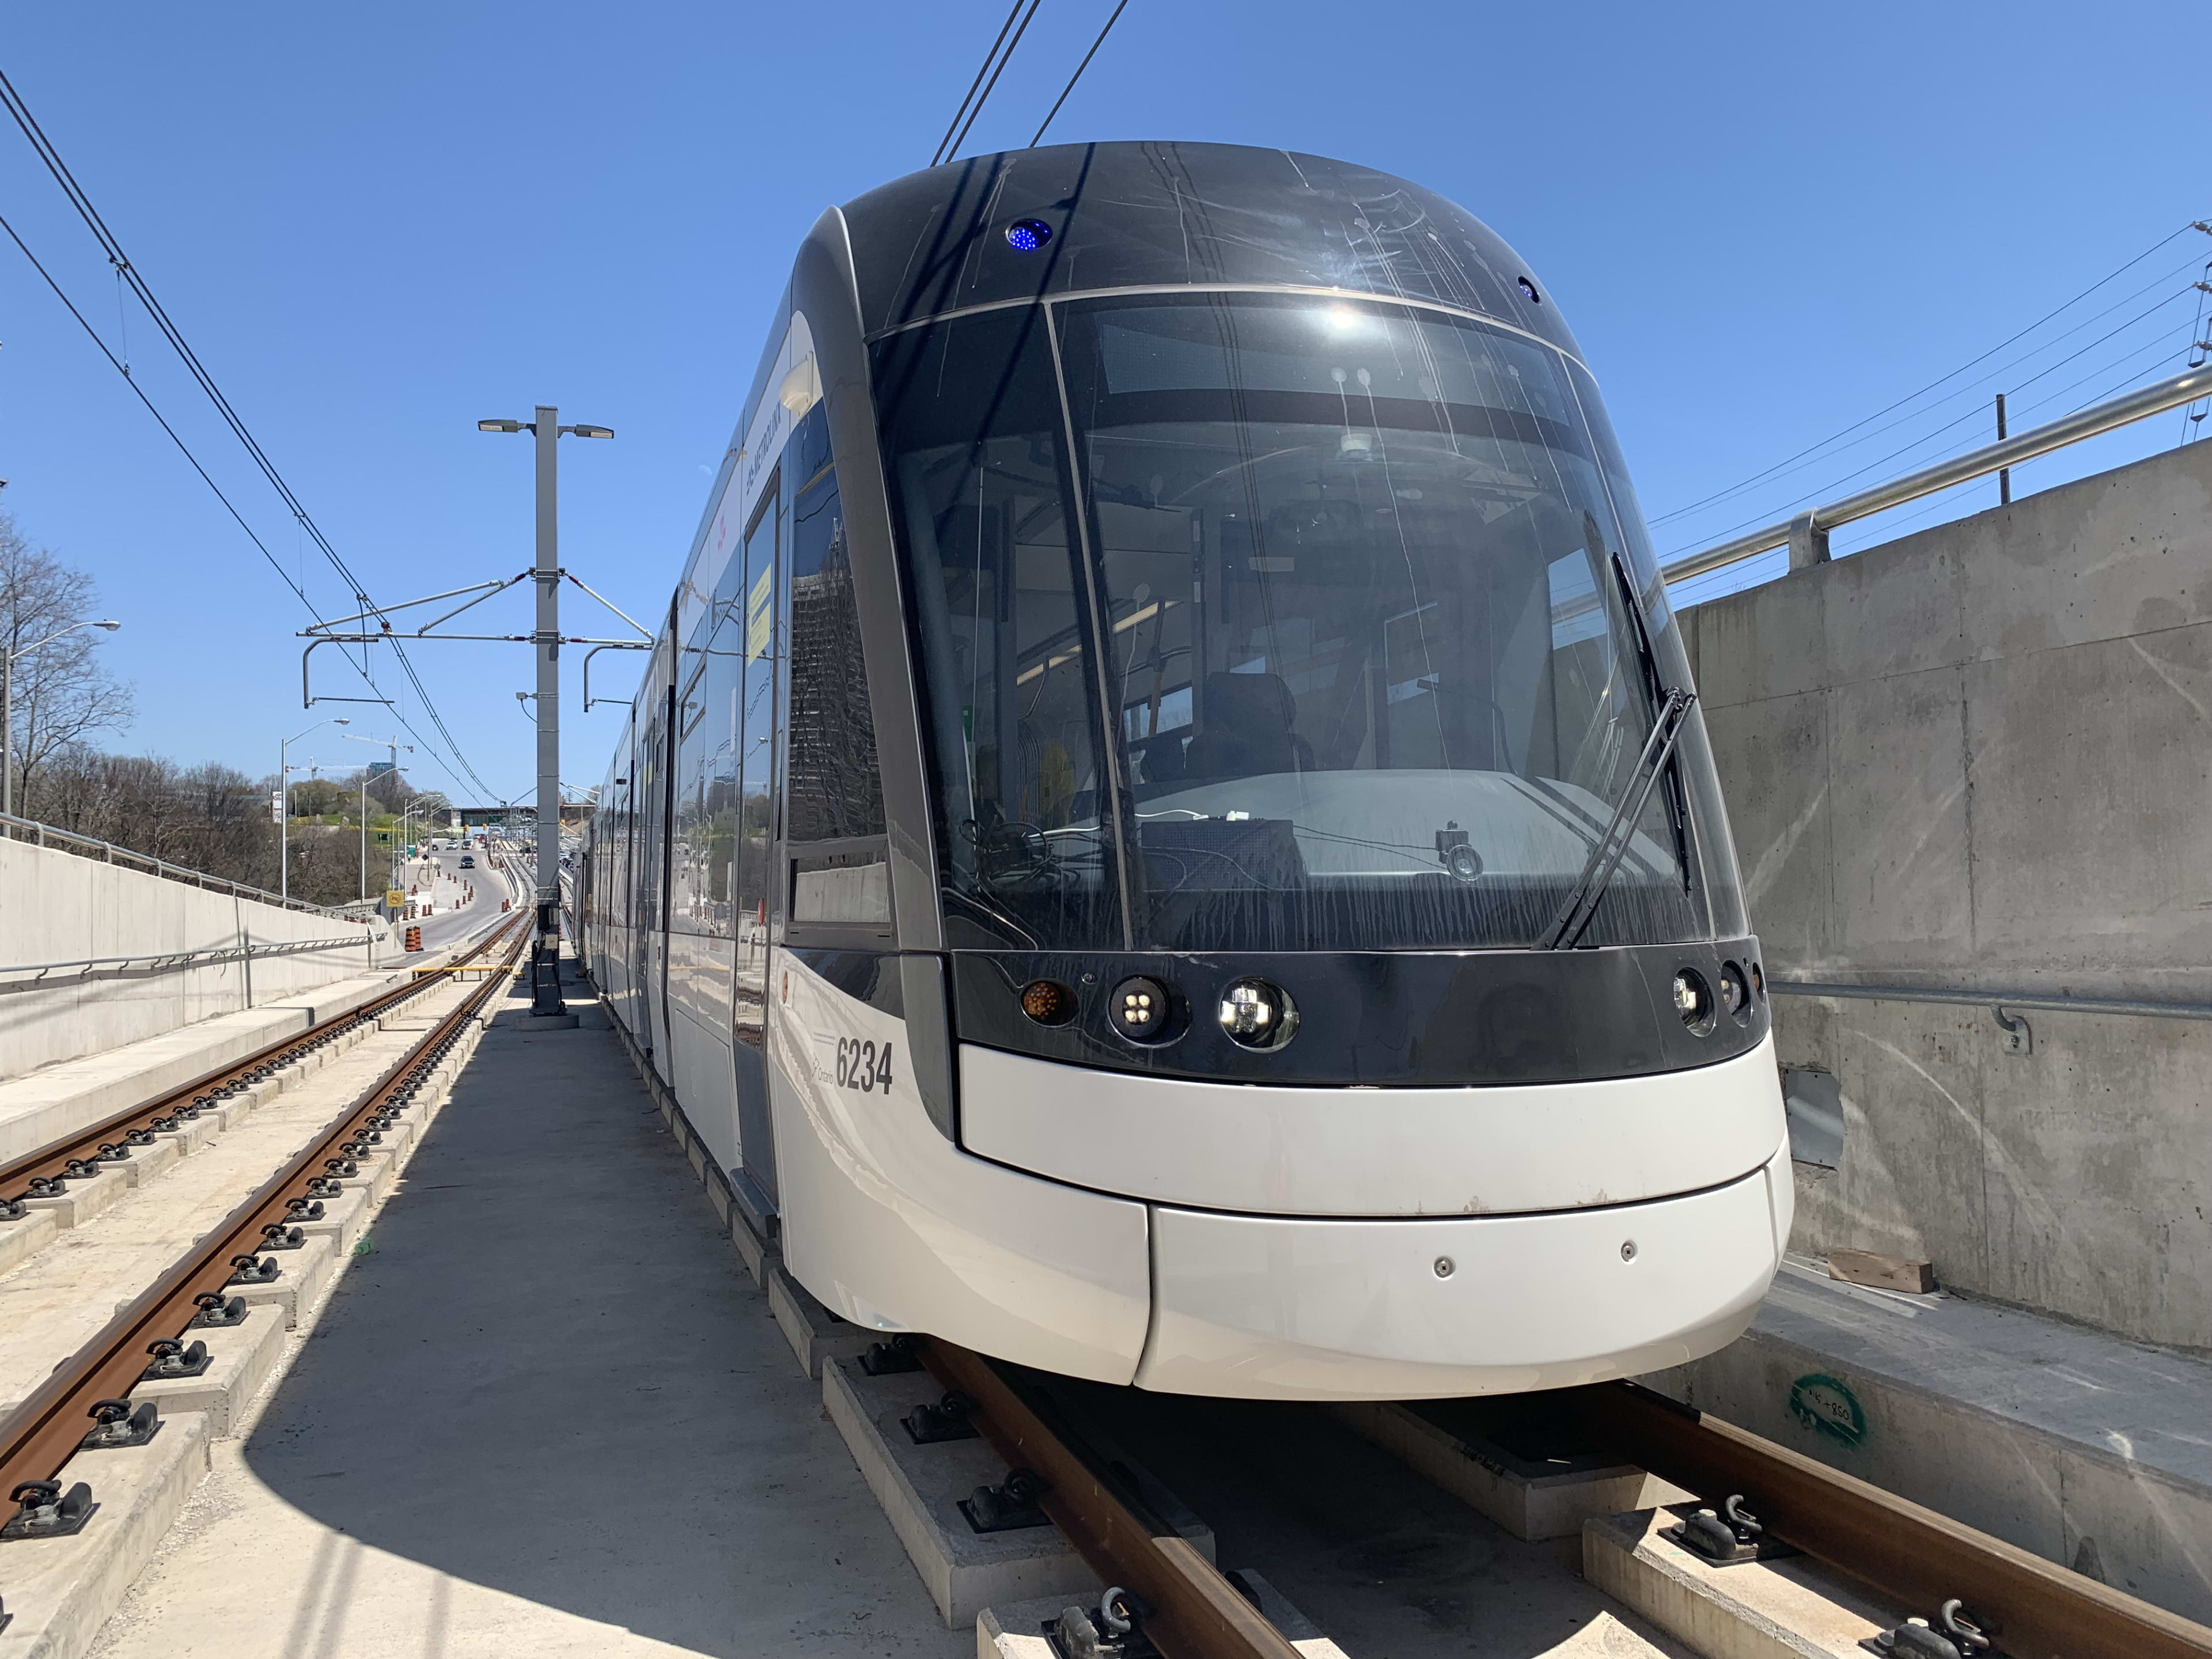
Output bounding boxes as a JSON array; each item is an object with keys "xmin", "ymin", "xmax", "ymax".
[{"xmin": 1827, "ymin": 1249, "xmax": 1936, "ymax": 1294}]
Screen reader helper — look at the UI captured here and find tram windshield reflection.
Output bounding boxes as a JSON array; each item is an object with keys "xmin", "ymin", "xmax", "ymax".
[{"xmin": 878, "ymin": 294, "xmax": 1713, "ymax": 952}]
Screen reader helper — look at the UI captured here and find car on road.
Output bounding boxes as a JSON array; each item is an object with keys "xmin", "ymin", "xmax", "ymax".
[{"xmin": 459, "ymin": 854, "xmax": 475, "ymax": 869}]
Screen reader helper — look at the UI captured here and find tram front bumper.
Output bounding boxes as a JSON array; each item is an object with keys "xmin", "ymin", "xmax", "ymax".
[{"xmin": 1131, "ymin": 1149, "xmax": 1791, "ymax": 1400}]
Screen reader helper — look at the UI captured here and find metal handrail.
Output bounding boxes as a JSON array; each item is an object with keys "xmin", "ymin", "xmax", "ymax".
[
  {"xmin": 0, "ymin": 933, "xmax": 378, "ymax": 988},
  {"xmin": 0, "ymin": 809, "xmax": 347, "ymax": 916},
  {"xmin": 1664, "ymin": 366, "xmax": 2212, "ymax": 585},
  {"xmin": 1772, "ymin": 978, "xmax": 2212, "ymax": 1023}
]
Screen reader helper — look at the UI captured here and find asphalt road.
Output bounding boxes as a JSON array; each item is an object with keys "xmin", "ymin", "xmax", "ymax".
[{"xmin": 388, "ymin": 844, "xmax": 522, "ymax": 954}]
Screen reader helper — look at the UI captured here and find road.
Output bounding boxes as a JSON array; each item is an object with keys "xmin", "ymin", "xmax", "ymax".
[{"xmin": 386, "ymin": 844, "xmax": 522, "ymax": 955}]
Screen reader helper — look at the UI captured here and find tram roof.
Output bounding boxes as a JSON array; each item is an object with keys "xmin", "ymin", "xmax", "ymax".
[{"xmin": 839, "ymin": 140, "xmax": 1584, "ymax": 362}]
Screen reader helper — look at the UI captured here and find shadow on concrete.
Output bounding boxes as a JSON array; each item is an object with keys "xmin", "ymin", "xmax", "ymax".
[{"xmin": 240, "ymin": 979, "xmax": 957, "ymax": 1656}]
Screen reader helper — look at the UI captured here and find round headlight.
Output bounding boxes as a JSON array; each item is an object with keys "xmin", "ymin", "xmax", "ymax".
[
  {"xmin": 1218, "ymin": 978, "xmax": 1299, "ymax": 1051},
  {"xmin": 1718, "ymin": 962, "xmax": 1750, "ymax": 1021},
  {"xmin": 1673, "ymin": 968, "xmax": 1715, "ymax": 1033},
  {"xmin": 1107, "ymin": 976, "xmax": 1175, "ymax": 1043}
]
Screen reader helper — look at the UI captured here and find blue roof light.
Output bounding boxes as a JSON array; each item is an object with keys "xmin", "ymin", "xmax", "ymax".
[{"xmin": 1006, "ymin": 218, "xmax": 1053, "ymax": 253}]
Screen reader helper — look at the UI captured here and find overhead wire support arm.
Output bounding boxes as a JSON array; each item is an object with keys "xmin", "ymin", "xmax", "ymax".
[{"xmin": 561, "ymin": 573, "xmax": 654, "ymax": 641}]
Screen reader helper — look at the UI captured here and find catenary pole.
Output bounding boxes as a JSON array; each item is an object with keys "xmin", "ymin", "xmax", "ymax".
[{"xmin": 532, "ymin": 405, "xmax": 567, "ymax": 1015}]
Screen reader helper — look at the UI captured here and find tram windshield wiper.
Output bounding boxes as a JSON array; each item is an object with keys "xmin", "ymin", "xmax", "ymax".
[{"xmin": 1540, "ymin": 686, "xmax": 1696, "ymax": 950}]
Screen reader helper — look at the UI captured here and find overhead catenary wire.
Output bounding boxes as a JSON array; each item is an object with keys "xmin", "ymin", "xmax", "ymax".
[
  {"xmin": 932, "ymin": 0, "xmax": 1030, "ymax": 166},
  {"xmin": 0, "ymin": 67, "xmax": 499, "ymax": 804},
  {"xmin": 1662, "ymin": 275, "xmax": 2207, "ymax": 559},
  {"xmin": 941, "ymin": 0, "xmax": 1044, "ymax": 165},
  {"xmin": 0, "ymin": 212, "xmax": 483, "ymax": 804},
  {"xmin": 1029, "ymin": 0, "xmax": 1129, "ymax": 146},
  {"xmin": 1647, "ymin": 222, "xmax": 2211, "ymax": 531}
]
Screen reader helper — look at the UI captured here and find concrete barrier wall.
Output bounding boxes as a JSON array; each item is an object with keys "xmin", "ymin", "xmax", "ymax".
[
  {"xmin": 0, "ymin": 836, "xmax": 393, "ymax": 1086},
  {"xmin": 1681, "ymin": 439, "xmax": 2212, "ymax": 1351}
]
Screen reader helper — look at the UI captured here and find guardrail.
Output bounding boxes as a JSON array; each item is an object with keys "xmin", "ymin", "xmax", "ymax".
[
  {"xmin": 1663, "ymin": 366, "xmax": 2212, "ymax": 585},
  {"xmin": 0, "ymin": 809, "xmax": 351, "ymax": 918},
  {"xmin": 0, "ymin": 933, "xmax": 380, "ymax": 992}
]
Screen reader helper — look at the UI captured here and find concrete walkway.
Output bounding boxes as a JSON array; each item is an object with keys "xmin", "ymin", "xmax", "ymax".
[{"xmin": 90, "ymin": 973, "xmax": 967, "ymax": 1658}]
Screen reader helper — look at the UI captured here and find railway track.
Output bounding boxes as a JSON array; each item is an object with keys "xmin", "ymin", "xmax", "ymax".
[
  {"xmin": 0, "ymin": 915, "xmax": 527, "ymax": 1541},
  {"xmin": 0, "ymin": 912, "xmax": 515, "ymax": 1218},
  {"xmin": 920, "ymin": 1339, "xmax": 2212, "ymax": 1659}
]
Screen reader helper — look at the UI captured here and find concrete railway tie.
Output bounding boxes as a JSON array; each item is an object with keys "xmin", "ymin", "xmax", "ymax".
[{"xmin": 0, "ymin": 920, "xmax": 526, "ymax": 1659}]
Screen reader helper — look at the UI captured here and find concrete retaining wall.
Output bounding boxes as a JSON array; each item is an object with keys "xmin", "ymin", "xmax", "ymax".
[
  {"xmin": 0, "ymin": 835, "xmax": 393, "ymax": 1086},
  {"xmin": 1680, "ymin": 439, "xmax": 2212, "ymax": 1351}
]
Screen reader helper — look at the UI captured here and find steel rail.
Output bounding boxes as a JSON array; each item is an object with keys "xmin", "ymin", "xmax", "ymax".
[
  {"xmin": 922, "ymin": 1340, "xmax": 1303, "ymax": 1659},
  {"xmin": 1575, "ymin": 1380, "xmax": 2212, "ymax": 1659},
  {"xmin": 0, "ymin": 916, "xmax": 516, "ymax": 1210},
  {"xmin": 0, "ymin": 917, "xmax": 527, "ymax": 1518}
]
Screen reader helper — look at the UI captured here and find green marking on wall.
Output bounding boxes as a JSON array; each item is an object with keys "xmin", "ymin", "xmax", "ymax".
[{"xmin": 1788, "ymin": 1372, "xmax": 1866, "ymax": 1448}]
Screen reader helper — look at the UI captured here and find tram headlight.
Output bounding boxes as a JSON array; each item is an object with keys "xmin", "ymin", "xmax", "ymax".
[
  {"xmin": 1005, "ymin": 218, "xmax": 1054, "ymax": 252},
  {"xmin": 1718, "ymin": 962, "xmax": 1751, "ymax": 1022},
  {"xmin": 1673, "ymin": 968, "xmax": 1715, "ymax": 1034},
  {"xmin": 1107, "ymin": 976, "xmax": 1176, "ymax": 1043},
  {"xmin": 1218, "ymin": 978, "xmax": 1299, "ymax": 1051}
]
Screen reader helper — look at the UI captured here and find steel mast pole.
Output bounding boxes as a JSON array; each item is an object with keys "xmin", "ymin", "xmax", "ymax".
[{"xmin": 531, "ymin": 404, "xmax": 567, "ymax": 1016}]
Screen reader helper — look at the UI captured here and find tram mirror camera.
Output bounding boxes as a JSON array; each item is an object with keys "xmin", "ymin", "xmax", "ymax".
[
  {"xmin": 1434, "ymin": 823, "xmax": 1483, "ymax": 884},
  {"xmin": 1219, "ymin": 978, "xmax": 1299, "ymax": 1051}
]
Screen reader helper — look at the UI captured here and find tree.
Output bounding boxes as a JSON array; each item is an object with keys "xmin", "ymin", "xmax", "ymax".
[
  {"xmin": 1, "ymin": 511, "xmax": 132, "ymax": 808},
  {"xmin": 289, "ymin": 777, "xmax": 350, "ymax": 819},
  {"xmin": 363, "ymin": 765, "xmax": 414, "ymax": 812}
]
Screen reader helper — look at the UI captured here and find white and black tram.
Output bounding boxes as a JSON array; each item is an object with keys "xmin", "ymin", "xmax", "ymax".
[{"xmin": 579, "ymin": 141, "xmax": 1790, "ymax": 1400}]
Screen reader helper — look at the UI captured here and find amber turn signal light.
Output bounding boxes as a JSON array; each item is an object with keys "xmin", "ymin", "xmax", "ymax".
[{"xmin": 1020, "ymin": 980, "xmax": 1077, "ymax": 1026}]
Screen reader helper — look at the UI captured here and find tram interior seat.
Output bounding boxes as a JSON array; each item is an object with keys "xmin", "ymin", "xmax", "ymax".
[{"xmin": 1180, "ymin": 671, "xmax": 1314, "ymax": 782}]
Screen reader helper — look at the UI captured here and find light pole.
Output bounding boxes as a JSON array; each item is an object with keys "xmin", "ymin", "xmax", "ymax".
[
  {"xmin": 479, "ymin": 407, "xmax": 612, "ymax": 1017},
  {"xmin": 279, "ymin": 718, "xmax": 349, "ymax": 902},
  {"xmin": 3, "ymin": 619, "xmax": 121, "ymax": 819},
  {"xmin": 339, "ymin": 733, "xmax": 410, "ymax": 903}
]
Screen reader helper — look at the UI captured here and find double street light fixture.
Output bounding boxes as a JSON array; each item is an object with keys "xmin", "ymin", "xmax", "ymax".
[
  {"xmin": 3, "ymin": 619, "xmax": 120, "ymax": 819},
  {"xmin": 279, "ymin": 717, "xmax": 350, "ymax": 903}
]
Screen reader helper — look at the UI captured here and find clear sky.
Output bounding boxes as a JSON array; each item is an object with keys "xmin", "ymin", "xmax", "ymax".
[{"xmin": 2, "ymin": 2, "xmax": 2205, "ymax": 803}]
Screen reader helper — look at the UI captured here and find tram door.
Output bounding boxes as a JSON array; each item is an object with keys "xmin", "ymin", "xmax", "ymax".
[
  {"xmin": 635, "ymin": 661, "xmax": 672, "ymax": 1075},
  {"xmin": 729, "ymin": 476, "xmax": 781, "ymax": 1202}
]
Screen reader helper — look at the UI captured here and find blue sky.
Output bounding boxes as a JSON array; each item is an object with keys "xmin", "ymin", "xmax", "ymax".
[{"xmin": 2, "ymin": 2, "xmax": 2205, "ymax": 802}]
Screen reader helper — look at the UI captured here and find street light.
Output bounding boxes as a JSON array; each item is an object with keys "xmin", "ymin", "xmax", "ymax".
[
  {"xmin": 279, "ymin": 717, "xmax": 349, "ymax": 903},
  {"xmin": 479, "ymin": 407, "xmax": 613, "ymax": 1020},
  {"xmin": 3, "ymin": 619, "xmax": 120, "ymax": 819},
  {"xmin": 340, "ymin": 732, "xmax": 411, "ymax": 902}
]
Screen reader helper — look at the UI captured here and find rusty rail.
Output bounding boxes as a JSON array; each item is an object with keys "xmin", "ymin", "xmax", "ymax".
[
  {"xmin": 0, "ymin": 917, "xmax": 517, "ymax": 1212},
  {"xmin": 922, "ymin": 1340, "xmax": 1302, "ymax": 1659},
  {"xmin": 0, "ymin": 918, "xmax": 525, "ymax": 1518},
  {"xmin": 1575, "ymin": 1380, "xmax": 2212, "ymax": 1659}
]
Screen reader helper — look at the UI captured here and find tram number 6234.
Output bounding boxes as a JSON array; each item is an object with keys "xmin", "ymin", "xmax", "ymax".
[{"xmin": 835, "ymin": 1037, "xmax": 896, "ymax": 1096}]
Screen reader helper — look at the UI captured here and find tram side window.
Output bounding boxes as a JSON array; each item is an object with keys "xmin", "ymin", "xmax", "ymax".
[
  {"xmin": 783, "ymin": 469, "xmax": 890, "ymax": 927},
  {"xmin": 873, "ymin": 306, "xmax": 1122, "ymax": 950}
]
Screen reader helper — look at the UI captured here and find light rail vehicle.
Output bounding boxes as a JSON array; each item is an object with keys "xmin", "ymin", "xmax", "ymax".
[{"xmin": 580, "ymin": 141, "xmax": 1790, "ymax": 1400}]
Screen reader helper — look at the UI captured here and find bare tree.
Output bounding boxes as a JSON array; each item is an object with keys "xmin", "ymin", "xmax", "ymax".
[{"xmin": 1, "ymin": 511, "xmax": 132, "ymax": 806}]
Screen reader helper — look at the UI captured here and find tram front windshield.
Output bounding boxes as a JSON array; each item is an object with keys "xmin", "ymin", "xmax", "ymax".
[{"xmin": 877, "ymin": 293, "xmax": 1710, "ymax": 953}]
